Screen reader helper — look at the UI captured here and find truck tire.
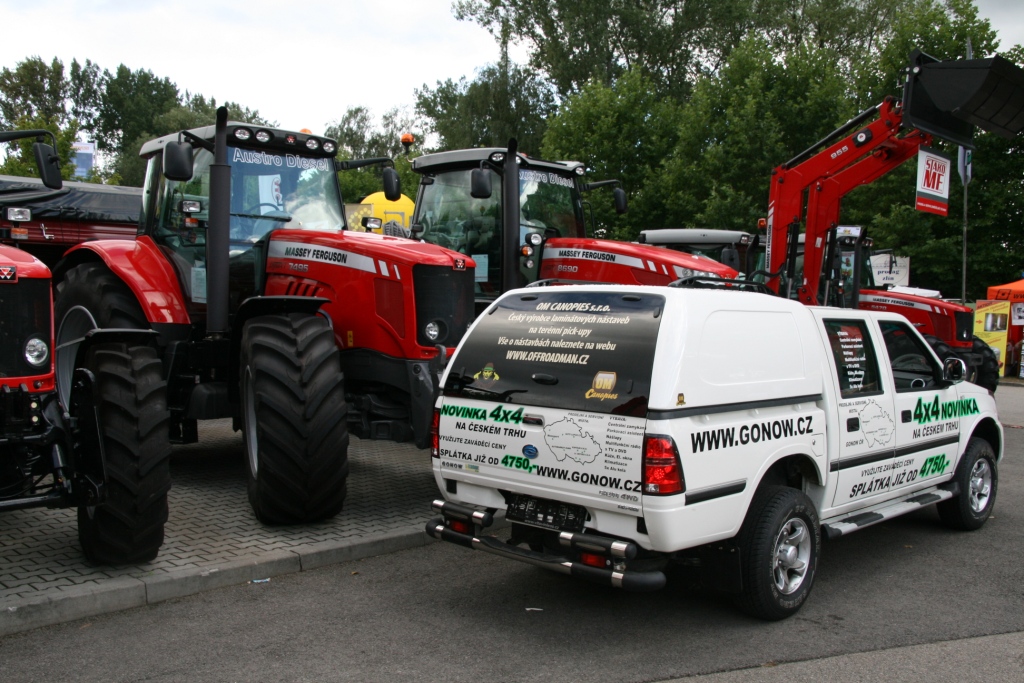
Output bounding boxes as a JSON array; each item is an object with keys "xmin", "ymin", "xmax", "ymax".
[
  {"xmin": 241, "ymin": 313, "xmax": 349, "ymax": 524},
  {"xmin": 55, "ymin": 262, "xmax": 148, "ymax": 330},
  {"xmin": 734, "ymin": 486, "xmax": 820, "ymax": 620},
  {"xmin": 77, "ymin": 344, "xmax": 171, "ymax": 564},
  {"xmin": 937, "ymin": 437, "xmax": 997, "ymax": 531},
  {"xmin": 971, "ymin": 337, "xmax": 1000, "ymax": 393}
]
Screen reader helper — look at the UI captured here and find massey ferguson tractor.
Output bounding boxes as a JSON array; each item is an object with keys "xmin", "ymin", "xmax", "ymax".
[
  {"xmin": 52, "ymin": 109, "xmax": 474, "ymax": 525},
  {"xmin": 760, "ymin": 50, "xmax": 1024, "ymax": 391},
  {"xmin": 409, "ymin": 144, "xmax": 737, "ymax": 313},
  {"xmin": 0, "ymin": 129, "xmax": 170, "ymax": 563}
]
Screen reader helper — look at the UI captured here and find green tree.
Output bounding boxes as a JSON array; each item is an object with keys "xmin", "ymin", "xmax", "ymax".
[
  {"xmin": 0, "ymin": 56, "xmax": 68, "ymax": 127},
  {"xmin": 96, "ymin": 65, "xmax": 179, "ymax": 155},
  {"xmin": 0, "ymin": 116, "xmax": 80, "ymax": 180},
  {"xmin": 659, "ymin": 38, "xmax": 854, "ymax": 234},
  {"xmin": 325, "ymin": 106, "xmax": 424, "ymax": 206},
  {"xmin": 416, "ymin": 59, "xmax": 555, "ymax": 152},
  {"xmin": 454, "ymin": 0, "xmax": 763, "ymax": 100},
  {"xmin": 541, "ymin": 68, "xmax": 682, "ymax": 238}
]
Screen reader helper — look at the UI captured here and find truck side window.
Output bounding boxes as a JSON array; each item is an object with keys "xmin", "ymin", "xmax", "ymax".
[
  {"xmin": 823, "ymin": 320, "xmax": 882, "ymax": 398},
  {"xmin": 878, "ymin": 321, "xmax": 939, "ymax": 392}
]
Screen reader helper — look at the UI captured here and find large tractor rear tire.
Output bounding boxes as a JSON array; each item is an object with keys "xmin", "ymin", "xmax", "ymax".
[
  {"xmin": 923, "ymin": 334, "xmax": 999, "ymax": 393},
  {"xmin": 242, "ymin": 313, "xmax": 349, "ymax": 524},
  {"xmin": 77, "ymin": 344, "xmax": 171, "ymax": 564},
  {"xmin": 971, "ymin": 337, "xmax": 1000, "ymax": 393},
  {"xmin": 55, "ymin": 262, "xmax": 149, "ymax": 330}
]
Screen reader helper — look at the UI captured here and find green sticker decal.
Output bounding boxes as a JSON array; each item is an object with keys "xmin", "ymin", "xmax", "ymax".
[
  {"xmin": 919, "ymin": 454, "xmax": 951, "ymax": 477},
  {"xmin": 913, "ymin": 396, "xmax": 979, "ymax": 425}
]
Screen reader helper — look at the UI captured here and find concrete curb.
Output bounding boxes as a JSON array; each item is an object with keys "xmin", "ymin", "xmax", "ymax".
[{"xmin": 0, "ymin": 524, "xmax": 435, "ymax": 637}]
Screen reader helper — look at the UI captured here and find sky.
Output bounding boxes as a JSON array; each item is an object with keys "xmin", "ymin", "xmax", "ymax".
[{"xmin": 0, "ymin": 0, "xmax": 1020, "ymax": 138}]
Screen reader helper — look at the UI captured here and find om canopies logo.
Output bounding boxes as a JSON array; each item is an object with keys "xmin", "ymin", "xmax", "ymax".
[
  {"xmin": 522, "ymin": 444, "xmax": 539, "ymax": 459},
  {"xmin": 585, "ymin": 371, "xmax": 618, "ymax": 401}
]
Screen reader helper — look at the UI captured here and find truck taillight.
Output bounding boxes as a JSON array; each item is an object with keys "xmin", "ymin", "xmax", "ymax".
[
  {"xmin": 431, "ymin": 408, "xmax": 440, "ymax": 458},
  {"xmin": 643, "ymin": 435, "xmax": 684, "ymax": 495}
]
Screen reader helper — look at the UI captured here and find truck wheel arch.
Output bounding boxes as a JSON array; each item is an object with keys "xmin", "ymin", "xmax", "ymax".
[
  {"xmin": 968, "ymin": 416, "xmax": 1002, "ymax": 461},
  {"xmin": 755, "ymin": 452, "xmax": 824, "ymax": 494}
]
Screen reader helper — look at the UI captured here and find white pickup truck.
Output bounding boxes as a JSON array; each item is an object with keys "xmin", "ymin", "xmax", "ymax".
[{"xmin": 425, "ymin": 285, "xmax": 1001, "ymax": 619}]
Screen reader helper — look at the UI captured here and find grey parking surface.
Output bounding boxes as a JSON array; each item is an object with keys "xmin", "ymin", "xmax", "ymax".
[
  {"xmin": 2, "ymin": 382, "xmax": 1022, "ymax": 640},
  {"xmin": 0, "ymin": 420, "xmax": 436, "ymax": 634}
]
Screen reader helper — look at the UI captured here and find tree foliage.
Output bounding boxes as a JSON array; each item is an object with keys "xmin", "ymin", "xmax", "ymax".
[{"xmin": 416, "ymin": 59, "xmax": 555, "ymax": 152}]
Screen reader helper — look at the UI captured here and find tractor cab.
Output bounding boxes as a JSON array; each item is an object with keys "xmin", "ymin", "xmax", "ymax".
[
  {"xmin": 411, "ymin": 148, "xmax": 590, "ymax": 301},
  {"xmin": 139, "ymin": 124, "xmax": 351, "ymax": 316}
]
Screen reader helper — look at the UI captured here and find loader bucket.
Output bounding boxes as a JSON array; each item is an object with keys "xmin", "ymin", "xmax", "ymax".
[{"xmin": 903, "ymin": 50, "xmax": 1024, "ymax": 147}]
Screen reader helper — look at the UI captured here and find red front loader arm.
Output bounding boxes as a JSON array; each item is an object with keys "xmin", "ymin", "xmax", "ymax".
[{"xmin": 765, "ymin": 97, "xmax": 927, "ymax": 302}]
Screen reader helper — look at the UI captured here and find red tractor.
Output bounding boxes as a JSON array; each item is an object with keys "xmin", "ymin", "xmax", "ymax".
[
  {"xmin": 52, "ymin": 109, "xmax": 474, "ymax": 525},
  {"xmin": 0, "ymin": 129, "xmax": 170, "ymax": 563},
  {"xmin": 409, "ymin": 143, "xmax": 737, "ymax": 314},
  {"xmin": 761, "ymin": 50, "xmax": 1024, "ymax": 391}
]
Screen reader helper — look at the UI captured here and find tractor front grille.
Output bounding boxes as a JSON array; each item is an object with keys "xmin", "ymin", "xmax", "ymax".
[
  {"xmin": 0, "ymin": 278, "xmax": 51, "ymax": 380},
  {"xmin": 413, "ymin": 265, "xmax": 474, "ymax": 348}
]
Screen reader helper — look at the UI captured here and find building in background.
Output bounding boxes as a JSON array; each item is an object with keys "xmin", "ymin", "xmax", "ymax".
[{"xmin": 71, "ymin": 141, "xmax": 95, "ymax": 179}]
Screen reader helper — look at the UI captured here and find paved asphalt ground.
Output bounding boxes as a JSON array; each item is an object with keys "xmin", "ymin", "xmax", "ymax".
[
  {"xmin": 0, "ymin": 423, "xmax": 437, "ymax": 635},
  {"xmin": 1, "ymin": 381, "xmax": 1023, "ymax": 681}
]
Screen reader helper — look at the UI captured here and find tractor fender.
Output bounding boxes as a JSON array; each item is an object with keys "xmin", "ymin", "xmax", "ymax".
[{"xmin": 55, "ymin": 237, "xmax": 190, "ymax": 325}]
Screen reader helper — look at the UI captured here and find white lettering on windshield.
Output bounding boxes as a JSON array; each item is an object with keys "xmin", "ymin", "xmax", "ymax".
[{"xmin": 231, "ymin": 148, "xmax": 330, "ymax": 172}]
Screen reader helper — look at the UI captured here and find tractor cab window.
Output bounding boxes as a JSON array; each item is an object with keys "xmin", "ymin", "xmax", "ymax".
[
  {"xmin": 416, "ymin": 167, "xmax": 585, "ymax": 298},
  {"xmin": 227, "ymin": 146, "xmax": 344, "ymax": 251}
]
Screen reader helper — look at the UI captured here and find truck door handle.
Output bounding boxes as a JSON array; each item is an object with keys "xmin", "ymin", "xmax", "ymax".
[
  {"xmin": 847, "ymin": 417, "xmax": 860, "ymax": 431},
  {"xmin": 902, "ymin": 410, "xmax": 912, "ymax": 423},
  {"xmin": 531, "ymin": 373, "xmax": 558, "ymax": 385}
]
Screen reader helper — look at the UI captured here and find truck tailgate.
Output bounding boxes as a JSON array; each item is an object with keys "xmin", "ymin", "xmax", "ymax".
[{"xmin": 438, "ymin": 397, "xmax": 647, "ymax": 516}]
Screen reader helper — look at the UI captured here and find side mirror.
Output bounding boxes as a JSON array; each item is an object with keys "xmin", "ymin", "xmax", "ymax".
[
  {"xmin": 721, "ymin": 247, "xmax": 741, "ymax": 272},
  {"xmin": 613, "ymin": 187, "xmax": 627, "ymax": 214},
  {"xmin": 33, "ymin": 142, "xmax": 62, "ymax": 190},
  {"xmin": 471, "ymin": 168, "xmax": 492, "ymax": 199},
  {"xmin": 382, "ymin": 167, "xmax": 401, "ymax": 202},
  {"xmin": 942, "ymin": 357, "xmax": 967, "ymax": 385},
  {"xmin": 164, "ymin": 141, "xmax": 194, "ymax": 181},
  {"xmin": 362, "ymin": 216, "xmax": 383, "ymax": 233}
]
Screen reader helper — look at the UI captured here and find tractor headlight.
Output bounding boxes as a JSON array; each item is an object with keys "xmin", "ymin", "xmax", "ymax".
[
  {"xmin": 424, "ymin": 320, "xmax": 447, "ymax": 343},
  {"xmin": 25, "ymin": 337, "xmax": 49, "ymax": 367}
]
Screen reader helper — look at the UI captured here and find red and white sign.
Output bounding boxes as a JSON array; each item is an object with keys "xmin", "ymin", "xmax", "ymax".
[{"xmin": 915, "ymin": 147, "xmax": 951, "ymax": 216}]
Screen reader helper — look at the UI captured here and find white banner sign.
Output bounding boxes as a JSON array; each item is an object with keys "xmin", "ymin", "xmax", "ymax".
[{"xmin": 871, "ymin": 254, "xmax": 910, "ymax": 287}]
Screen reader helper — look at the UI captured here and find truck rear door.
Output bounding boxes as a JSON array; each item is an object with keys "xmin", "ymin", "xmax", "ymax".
[{"xmin": 438, "ymin": 289, "xmax": 665, "ymax": 521}]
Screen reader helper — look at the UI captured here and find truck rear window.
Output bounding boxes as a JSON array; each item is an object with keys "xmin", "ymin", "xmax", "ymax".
[{"xmin": 443, "ymin": 290, "xmax": 665, "ymax": 416}]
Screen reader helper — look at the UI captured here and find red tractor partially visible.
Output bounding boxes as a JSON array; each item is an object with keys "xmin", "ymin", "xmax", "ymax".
[
  {"xmin": 0, "ymin": 129, "xmax": 170, "ymax": 563},
  {"xmin": 410, "ymin": 144, "xmax": 737, "ymax": 315}
]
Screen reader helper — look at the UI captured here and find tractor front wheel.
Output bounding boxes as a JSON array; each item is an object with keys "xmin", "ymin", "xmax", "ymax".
[
  {"xmin": 77, "ymin": 344, "xmax": 171, "ymax": 564},
  {"xmin": 241, "ymin": 313, "xmax": 349, "ymax": 524}
]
